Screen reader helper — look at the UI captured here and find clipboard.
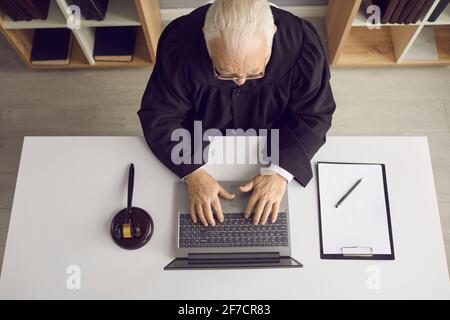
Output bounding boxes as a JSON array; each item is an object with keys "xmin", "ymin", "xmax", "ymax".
[{"xmin": 316, "ymin": 162, "xmax": 395, "ymax": 260}]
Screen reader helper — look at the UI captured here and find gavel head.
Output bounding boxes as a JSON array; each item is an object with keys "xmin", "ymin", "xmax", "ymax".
[
  {"xmin": 111, "ymin": 207, "xmax": 153, "ymax": 250},
  {"xmin": 114, "ymin": 222, "xmax": 142, "ymax": 239}
]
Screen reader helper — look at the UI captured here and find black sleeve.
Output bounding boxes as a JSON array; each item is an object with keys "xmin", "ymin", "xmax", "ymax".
[
  {"xmin": 138, "ymin": 19, "xmax": 204, "ymax": 179},
  {"xmin": 273, "ymin": 19, "xmax": 336, "ymax": 186}
]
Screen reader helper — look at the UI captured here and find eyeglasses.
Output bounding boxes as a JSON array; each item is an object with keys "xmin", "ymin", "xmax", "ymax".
[{"xmin": 213, "ymin": 66, "xmax": 265, "ymax": 81}]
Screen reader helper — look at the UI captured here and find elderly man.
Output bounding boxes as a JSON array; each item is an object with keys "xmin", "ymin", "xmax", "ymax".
[{"xmin": 138, "ymin": 0, "xmax": 336, "ymax": 227}]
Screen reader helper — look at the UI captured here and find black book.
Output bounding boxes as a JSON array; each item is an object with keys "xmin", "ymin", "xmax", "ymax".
[
  {"xmin": 11, "ymin": 0, "xmax": 51, "ymax": 20},
  {"xmin": 0, "ymin": 0, "xmax": 32, "ymax": 21},
  {"xmin": 90, "ymin": 0, "xmax": 109, "ymax": 20},
  {"xmin": 16, "ymin": 0, "xmax": 37, "ymax": 21},
  {"xmin": 30, "ymin": 28, "xmax": 72, "ymax": 65},
  {"xmin": 21, "ymin": 0, "xmax": 41, "ymax": 19},
  {"xmin": 24, "ymin": 0, "xmax": 51, "ymax": 20},
  {"xmin": 364, "ymin": 0, "xmax": 399, "ymax": 24},
  {"xmin": 413, "ymin": 0, "xmax": 434, "ymax": 23},
  {"xmin": 17, "ymin": 0, "xmax": 34, "ymax": 20},
  {"xmin": 428, "ymin": 0, "xmax": 450, "ymax": 22},
  {"xmin": 0, "ymin": 0, "xmax": 19, "ymax": 21},
  {"xmin": 82, "ymin": 0, "xmax": 96, "ymax": 20},
  {"xmin": 405, "ymin": 0, "xmax": 426, "ymax": 23},
  {"xmin": 93, "ymin": 27, "xmax": 137, "ymax": 62},
  {"xmin": 398, "ymin": 0, "xmax": 419, "ymax": 23},
  {"xmin": 374, "ymin": 0, "xmax": 398, "ymax": 24},
  {"xmin": 68, "ymin": 0, "xmax": 109, "ymax": 21},
  {"xmin": 390, "ymin": 0, "xmax": 409, "ymax": 23},
  {"xmin": 70, "ymin": 0, "xmax": 95, "ymax": 20}
]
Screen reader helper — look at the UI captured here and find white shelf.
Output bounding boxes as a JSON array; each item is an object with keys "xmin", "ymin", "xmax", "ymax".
[
  {"xmin": 56, "ymin": 0, "xmax": 95, "ymax": 65},
  {"xmin": 2, "ymin": 0, "xmax": 141, "ymax": 30},
  {"xmin": 353, "ymin": 5, "xmax": 421, "ymax": 27},
  {"xmin": 402, "ymin": 26, "xmax": 439, "ymax": 61},
  {"xmin": 54, "ymin": 0, "xmax": 141, "ymax": 66},
  {"xmin": 78, "ymin": 0, "xmax": 140, "ymax": 27},
  {"xmin": 2, "ymin": 1, "xmax": 66, "ymax": 30},
  {"xmin": 425, "ymin": 5, "xmax": 450, "ymax": 25}
]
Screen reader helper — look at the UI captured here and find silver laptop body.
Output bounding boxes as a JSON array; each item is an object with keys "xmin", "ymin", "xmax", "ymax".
[{"xmin": 164, "ymin": 181, "xmax": 302, "ymax": 270}]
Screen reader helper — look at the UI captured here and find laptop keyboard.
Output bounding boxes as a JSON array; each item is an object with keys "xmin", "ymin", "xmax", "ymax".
[{"xmin": 179, "ymin": 212, "xmax": 289, "ymax": 248}]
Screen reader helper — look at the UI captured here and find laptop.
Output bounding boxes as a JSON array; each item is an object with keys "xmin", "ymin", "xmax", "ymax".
[{"xmin": 164, "ymin": 181, "xmax": 303, "ymax": 270}]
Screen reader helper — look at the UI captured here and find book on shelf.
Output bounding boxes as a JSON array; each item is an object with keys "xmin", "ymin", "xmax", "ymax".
[
  {"xmin": 369, "ymin": 0, "xmax": 434, "ymax": 24},
  {"xmin": 67, "ymin": 0, "xmax": 109, "ymax": 21},
  {"xmin": 398, "ymin": 0, "xmax": 420, "ymax": 23},
  {"xmin": 0, "ymin": 0, "xmax": 50, "ymax": 21},
  {"xmin": 0, "ymin": 0, "xmax": 30, "ymax": 21},
  {"xmin": 30, "ymin": 28, "xmax": 72, "ymax": 66},
  {"xmin": 362, "ymin": 0, "xmax": 398, "ymax": 23},
  {"xmin": 23, "ymin": 0, "xmax": 51, "ymax": 20},
  {"xmin": 93, "ymin": 27, "xmax": 137, "ymax": 62},
  {"xmin": 390, "ymin": 0, "xmax": 409, "ymax": 23},
  {"xmin": 412, "ymin": 0, "xmax": 434, "ymax": 23},
  {"xmin": 381, "ymin": 0, "xmax": 400, "ymax": 24},
  {"xmin": 405, "ymin": 0, "xmax": 427, "ymax": 23},
  {"xmin": 428, "ymin": 0, "xmax": 450, "ymax": 22}
]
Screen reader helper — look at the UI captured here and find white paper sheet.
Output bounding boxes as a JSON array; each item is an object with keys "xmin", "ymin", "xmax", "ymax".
[{"xmin": 318, "ymin": 163, "xmax": 393, "ymax": 255}]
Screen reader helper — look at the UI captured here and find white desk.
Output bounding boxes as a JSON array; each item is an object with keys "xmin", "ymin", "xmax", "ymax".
[{"xmin": 0, "ymin": 137, "xmax": 449, "ymax": 299}]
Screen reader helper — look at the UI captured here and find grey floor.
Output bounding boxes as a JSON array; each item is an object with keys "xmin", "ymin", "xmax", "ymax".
[{"xmin": 0, "ymin": 19, "xmax": 450, "ymax": 276}]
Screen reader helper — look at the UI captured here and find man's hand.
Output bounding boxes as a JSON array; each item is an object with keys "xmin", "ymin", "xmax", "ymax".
[
  {"xmin": 185, "ymin": 169, "xmax": 235, "ymax": 226},
  {"xmin": 240, "ymin": 173, "xmax": 287, "ymax": 225}
]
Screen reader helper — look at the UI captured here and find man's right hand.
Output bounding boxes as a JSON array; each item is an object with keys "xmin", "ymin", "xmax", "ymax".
[{"xmin": 185, "ymin": 169, "xmax": 235, "ymax": 226}]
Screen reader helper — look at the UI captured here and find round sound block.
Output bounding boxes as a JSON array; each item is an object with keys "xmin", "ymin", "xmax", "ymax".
[{"xmin": 110, "ymin": 207, "xmax": 154, "ymax": 250}]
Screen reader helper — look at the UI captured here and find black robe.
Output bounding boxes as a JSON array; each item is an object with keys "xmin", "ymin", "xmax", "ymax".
[{"xmin": 138, "ymin": 4, "xmax": 336, "ymax": 187}]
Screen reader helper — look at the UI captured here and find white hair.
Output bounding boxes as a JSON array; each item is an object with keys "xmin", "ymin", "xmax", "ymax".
[{"xmin": 203, "ymin": 0, "xmax": 275, "ymax": 55}]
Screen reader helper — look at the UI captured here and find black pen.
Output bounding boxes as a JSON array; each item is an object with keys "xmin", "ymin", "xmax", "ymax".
[{"xmin": 335, "ymin": 178, "xmax": 363, "ymax": 208}]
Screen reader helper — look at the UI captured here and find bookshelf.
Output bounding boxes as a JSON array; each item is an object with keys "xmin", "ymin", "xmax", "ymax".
[
  {"xmin": 0, "ymin": 0, "xmax": 161, "ymax": 69},
  {"xmin": 327, "ymin": 0, "xmax": 450, "ymax": 66}
]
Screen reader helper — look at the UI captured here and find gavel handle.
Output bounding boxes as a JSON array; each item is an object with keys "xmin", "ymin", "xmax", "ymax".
[{"xmin": 127, "ymin": 163, "xmax": 135, "ymax": 221}]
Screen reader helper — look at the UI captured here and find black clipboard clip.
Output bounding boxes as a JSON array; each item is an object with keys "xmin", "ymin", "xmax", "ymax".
[{"xmin": 342, "ymin": 246, "xmax": 374, "ymax": 257}]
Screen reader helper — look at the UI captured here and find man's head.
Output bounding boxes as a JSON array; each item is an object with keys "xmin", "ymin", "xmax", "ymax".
[{"xmin": 203, "ymin": 0, "xmax": 277, "ymax": 86}]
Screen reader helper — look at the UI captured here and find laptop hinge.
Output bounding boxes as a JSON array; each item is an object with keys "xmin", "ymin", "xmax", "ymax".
[{"xmin": 187, "ymin": 252, "xmax": 280, "ymax": 265}]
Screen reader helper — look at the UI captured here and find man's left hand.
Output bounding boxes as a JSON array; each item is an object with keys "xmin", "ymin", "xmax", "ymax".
[{"xmin": 239, "ymin": 173, "xmax": 288, "ymax": 225}]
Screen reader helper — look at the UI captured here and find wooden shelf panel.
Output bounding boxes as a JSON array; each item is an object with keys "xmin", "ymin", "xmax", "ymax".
[
  {"xmin": 30, "ymin": 26, "xmax": 151, "ymax": 69},
  {"xmin": 326, "ymin": 0, "xmax": 362, "ymax": 65},
  {"xmin": 0, "ymin": 28, "xmax": 34, "ymax": 67},
  {"xmin": 336, "ymin": 27, "xmax": 397, "ymax": 66},
  {"xmin": 1, "ymin": 26, "xmax": 150, "ymax": 69},
  {"xmin": 2, "ymin": 0, "xmax": 142, "ymax": 29},
  {"xmin": 2, "ymin": 1, "xmax": 66, "ymax": 30},
  {"xmin": 399, "ymin": 25, "xmax": 450, "ymax": 65},
  {"xmin": 0, "ymin": 0, "xmax": 160, "ymax": 69},
  {"xmin": 135, "ymin": 0, "xmax": 161, "ymax": 64},
  {"xmin": 435, "ymin": 25, "xmax": 450, "ymax": 61},
  {"xmin": 0, "ymin": 28, "xmax": 91, "ymax": 69},
  {"xmin": 327, "ymin": 0, "xmax": 450, "ymax": 67},
  {"xmin": 335, "ymin": 25, "xmax": 450, "ymax": 67}
]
